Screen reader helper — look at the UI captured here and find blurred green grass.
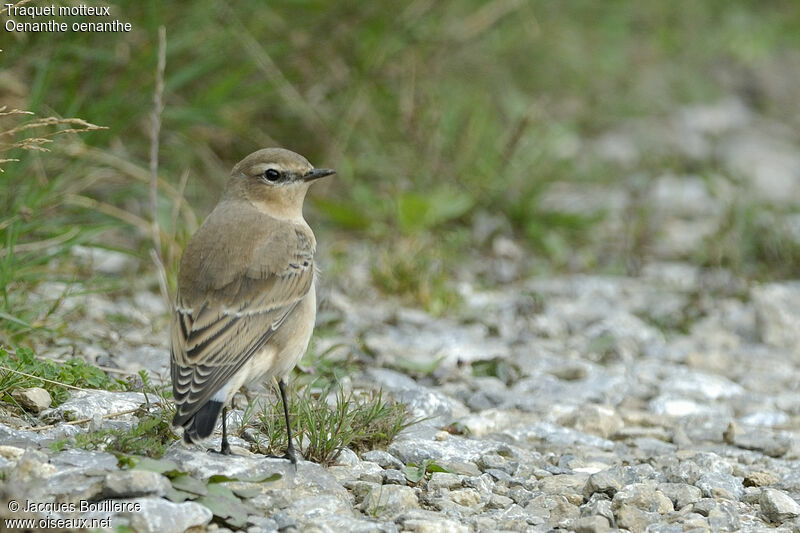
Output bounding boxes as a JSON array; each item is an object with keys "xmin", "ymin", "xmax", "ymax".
[{"xmin": 2, "ymin": 0, "xmax": 800, "ymax": 336}]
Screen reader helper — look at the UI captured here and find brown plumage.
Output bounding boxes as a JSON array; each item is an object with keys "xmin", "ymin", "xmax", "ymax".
[{"xmin": 170, "ymin": 148, "xmax": 334, "ymax": 459}]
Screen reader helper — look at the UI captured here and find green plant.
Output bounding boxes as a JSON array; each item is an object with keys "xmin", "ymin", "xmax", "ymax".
[
  {"xmin": 0, "ymin": 346, "xmax": 123, "ymax": 406},
  {"xmin": 370, "ymin": 236, "xmax": 462, "ymax": 315},
  {"xmin": 697, "ymin": 202, "xmax": 800, "ymax": 279},
  {"xmin": 252, "ymin": 384, "xmax": 415, "ymax": 466},
  {"xmin": 60, "ymin": 410, "xmax": 177, "ymax": 458},
  {"xmin": 0, "ymin": 107, "xmax": 106, "ymax": 344},
  {"xmin": 404, "ymin": 459, "xmax": 450, "ymax": 484}
]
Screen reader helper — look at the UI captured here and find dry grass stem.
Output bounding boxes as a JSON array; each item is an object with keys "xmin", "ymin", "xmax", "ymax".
[{"xmin": 149, "ymin": 26, "xmax": 170, "ymax": 307}]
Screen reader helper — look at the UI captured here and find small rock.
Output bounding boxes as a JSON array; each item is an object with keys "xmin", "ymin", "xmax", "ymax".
[
  {"xmin": 362, "ymin": 450, "xmax": 404, "ymax": 470},
  {"xmin": 357, "ymin": 461, "xmax": 384, "ymax": 484},
  {"xmin": 708, "ymin": 500, "xmax": 740, "ymax": 531},
  {"xmin": 744, "ymin": 471, "xmax": 779, "ymax": 487},
  {"xmin": 388, "ymin": 435, "xmax": 507, "ymax": 466},
  {"xmin": 584, "ymin": 468, "xmax": 624, "ymax": 498},
  {"xmin": 507, "ymin": 486, "xmax": 533, "ymax": 506},
  {"xmin": 461, "ymin": 474, "xmax": 494, "ymax": 496},
  {"xmin": 449, "ymin": 488, "xmax": 481, "ymax": 508},
  {"xmin": 6, "ymin": 449, "xmax": 57, "ymax": 483},
  {"xmin": 657, "ymin": 483, "xmax": 702, "ymax": 509},
  {"xmin": 760, "ymin": 488, "xmax": 800, "ymax": 524},
  {"xmin": 572, "ymin": 515, "xmax": 611, "ymax": 533},
  {"xmin": 695, "ymin": 471, "xmax": 744, "ymax": 500},
  {"xmin": 103, "ymin": 470, "xmax": 171, "ymax": 498},
  {"xmin": 488, "ymin": 494, "xmax": 514, "ymax": 509},
  {"xmin": 537, "ymin": 473, "xmax": 589, "ymax": 504},
  {"xmin": 335, "ymin": 447, "xmax": 361, "ymax": 467},
  {"xmin": 615, "ymin": 504, "xmax": 658, "ymax": 533},
  {"xmin": 559, "ymin": 405, "xmax": 624, "ymax": 439},
  {"xmin": 42, "ymin": 390, "xmax": 146, "ymax": 422},
  {"xmin": 382, "ymin": 469, "xmax": 406, "ymax": 485},
  {"xmin": 0, "ymin": 445, "xmax": 25, "ymax": 461},
  {"xmin": 51, "ymin": 449, "xmax": 119, "ymax": 474},
  {"xmin": 360, "ymin": 485, "xmax": 419, "ymax": 518},
  {"xmin": 397, "ymin": 510, "xmax": 469, "ymax": 533},
  {"xmin": 581, "ymin": 495, "xmax": 615, "ymax": 526},
  {"xmin": 126, "ymin": 497, "xmax": 213, "ymax": 533},
  {"xmin": 692, "ymin": 498, "xmax": 717, "ymax": 516},
  {"xmin": 477, "ymin": 453, "xmax": 514, "ymax": 474},
  {"xmin": 436, "ymin": 460, "xmax": 481, "ymax": 477},
  {"xmin": 427, "ymin": 472, "xmax": 461, "ymax": 491},
  {"xmin": 733, "ymin": 431, "xmax": 790, "ymax": 458},
  {"xmin": 284, "ymin": 494, "xmax": 352, "ymax": 523},
  {"xmin": 548, "ymin": 496, "xmax": 581, "ymax": 528},
  {"xmin": 742, "ymin": 487, "xmax": 763, "ymax": 504},
  {"xmin": 11, "ymin": 387, "xmax": 52, "ymax": 413},
  {"xmin": 612, "ymin": 483, "xmax": 673, "ymax": 514},
  {"xmin": 485, "ymin": 468, "xmax": 512, "ymax": 483},
  {"xmin": 752, "ymin": 282, "xmax": 800, "ymax": 356}
]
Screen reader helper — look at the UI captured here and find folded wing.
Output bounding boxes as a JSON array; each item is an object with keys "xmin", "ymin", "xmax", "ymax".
[{"xmin": 171, "ymin": 217, "xmax": 314, "ymax": 426}]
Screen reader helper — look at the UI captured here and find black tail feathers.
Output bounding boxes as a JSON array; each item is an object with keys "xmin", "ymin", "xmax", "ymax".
[{"xmin": 176, "ymin": 400, "xmax": 224, "ymax": 444}]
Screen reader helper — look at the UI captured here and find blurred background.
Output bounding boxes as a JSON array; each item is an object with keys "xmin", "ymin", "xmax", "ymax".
[{"xmin": 2, "ymin": 0, "xmax": 800, "ymax": 346}]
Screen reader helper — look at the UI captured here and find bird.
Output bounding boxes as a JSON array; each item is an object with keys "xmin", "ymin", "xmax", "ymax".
[{"xmin": 170, "ymin": 147, "xmax": 335, "ymax": 461}]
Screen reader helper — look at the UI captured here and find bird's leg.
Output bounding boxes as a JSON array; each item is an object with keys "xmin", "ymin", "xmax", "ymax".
[
  {"xmin": 220, "ymin": 407, "xmax": 232, "ymax": 454},
  {"xmin": 278, "ymin": 378, "xmax": 297, "ymax": 465},
  {"xmin": 209, "ymin": 407, "xmax": 232, "ymax": 455}
]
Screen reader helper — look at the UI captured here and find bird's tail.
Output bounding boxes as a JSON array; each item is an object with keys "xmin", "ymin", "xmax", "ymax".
[{"xmin": 175, "ymin": 400, "xmax": 224, "ymax": 443}]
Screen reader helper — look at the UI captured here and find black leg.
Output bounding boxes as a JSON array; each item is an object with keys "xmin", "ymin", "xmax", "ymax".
[
  {"xmin": 278, "ymin": 378, "xmax": 297, "ymax": 465},
  {"xmin": 220, "ymin": 406, "xmax": 231, "ymax": 455}
]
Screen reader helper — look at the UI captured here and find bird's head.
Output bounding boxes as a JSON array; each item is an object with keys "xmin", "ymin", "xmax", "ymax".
[{"xmin": 229, "ymin": 148, "xmax": 335, "ymax": 218}]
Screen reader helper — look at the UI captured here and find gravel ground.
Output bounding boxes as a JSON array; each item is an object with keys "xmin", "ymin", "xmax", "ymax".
[{"xmin": 2, "ymin": 97, "xmax": 800, "ymax": 532}]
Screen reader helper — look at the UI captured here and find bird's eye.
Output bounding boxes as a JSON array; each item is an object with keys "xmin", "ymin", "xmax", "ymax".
[{"xmin": 264, "ymin": 169, "xmax": 281, "ymax": 182}]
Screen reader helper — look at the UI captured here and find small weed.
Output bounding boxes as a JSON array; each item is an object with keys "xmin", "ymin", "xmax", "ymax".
[
  {"xmin": 371, "ymin": 236, "xmax": 461, "ymax": 316},
  {"xmin": 0, "ymin": 346, "xmax": 124, "ymax": 406},
  {"xmin": 252, "ymin": 384, "xmax": 415, "ymax": 466},
  {"xmin": 697, "ymin": 202, "xmax": 800, "ymax": 279},
  {"xmin": 404, "ymin": 459, "xmax": 450, "ymax": 484},
  {"xmin": 136, "ymin": 369, "xmax": 176, "ymax": 421},
  {"xmin": 63, "ymin": 410, "xmax": 177, "ymax": 458}
]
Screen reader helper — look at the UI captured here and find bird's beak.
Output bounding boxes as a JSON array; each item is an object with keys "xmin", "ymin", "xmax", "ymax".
[{"xmin": 302, "ymin": 168, "xmax": 336, "ymax": 181}]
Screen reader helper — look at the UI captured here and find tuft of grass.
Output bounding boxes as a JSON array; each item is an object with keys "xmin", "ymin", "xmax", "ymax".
[
  {"xmin": 251, "ymin": 384, "xmax": 414, "ymax": 466},
  {"xmin": 0, "ymin": 107, "xmax": 109, "ymax": 343},
  {"xmin": 0, "ymin": 106, "xmax": 105, "ymax": 171},
  {"xmin": 697, "ymin": 202, "xmax": 800, "ymax": 279},
  {"xmin": 53, "ymin": 410, "xmax": 178, "ymax": 459},
  {"xmin": 371, "ymin": 236, "xmax": 462, "ymax": 316},
  {"xmin": 0, "ymin": 346, "xmax": 124, "ymax": 407}
]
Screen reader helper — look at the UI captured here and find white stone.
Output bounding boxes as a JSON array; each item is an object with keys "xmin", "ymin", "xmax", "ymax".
[
  {"xmin": 11, "ymin": 387, "xmax": 52, "ymax": 413},
  {"xmin": 125, "ymin": 498, "xmax": 212, "ymax": 533},
  {"xmin": 760, "ymin": 488, "xmax": 800, "ymax": 523}
]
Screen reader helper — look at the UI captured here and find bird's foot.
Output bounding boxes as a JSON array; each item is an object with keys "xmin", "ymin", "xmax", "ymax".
[
  {"xmin": 284, "ymin": 446, "xmax": 298, "ymax": 466},
  {"xmin": 265, "ymin": 447, "xmax": 299, "ymax": 466},
  {"xmin": 208, "ymin": 439, "xmax": 231, "ymax": 455}
]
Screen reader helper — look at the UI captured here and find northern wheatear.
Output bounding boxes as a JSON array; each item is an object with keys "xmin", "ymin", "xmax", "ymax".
[{"xmin": 170, "ymin": 148, "xmax": 334, "ymax": 460}]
